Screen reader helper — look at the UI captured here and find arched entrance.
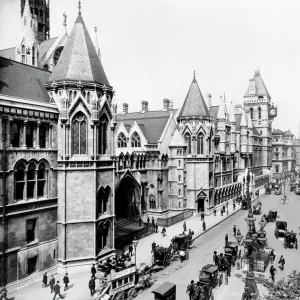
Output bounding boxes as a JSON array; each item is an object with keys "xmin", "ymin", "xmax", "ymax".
[
  {"xmin": 115, "ymin": 171, "xmax": 141, "ymax": 220},
  {"xmin": 197, "ymin": 189, "xmax": 207, "ymax": 212}
]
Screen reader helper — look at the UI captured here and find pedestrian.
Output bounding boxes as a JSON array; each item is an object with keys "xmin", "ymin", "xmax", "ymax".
[
  {"xmin": 278, "ymin": 255, "xmax": 285, "ymax": 270},
  {"xmin": 91, "ymin": 263, "xmax": 97, "ymax": 278},
  {"xmin": 226, "ymin": 261, "xmax": 231, "ymax": 277},
  {"xmin": 161, "ymin": 227, "xmax": 166, "ymax": 235},
  {"xmin": 89, "ymin": 276, "xmax": 96, "ymax": 296},
  {"xmin": 53, "ymin": 281, "xmax": 62, "ymax": 300},
  {"xmin": 233, "ymin": 203, "xmax": 236, "ymax": 210},
  {"xmin": 213, "ymin": 251, "xmax": 219, "ymax": 266},
  {"xmin": 202, "ymin": 220, "xmax": 206, "ymax": 231},
  {"xmin": 221, "ymin": 209, "xmax": 223, "ymax": 216},
  {"xmin": 225, "ymin": 234, "xmax": 228, "ymax": 245},
  {"xmin": 270, "ymin": 265, "xmax": 276, "ymax": 282},
  {"xmin": 129, "ymin": 244, "xmax": 133, "ymax": 257},
  {"xmin": 222, "ymin": 205, "xmax": 225, "ymax": 213},
  {"xmin": 213, "ymin": 209, "xmax": 216, "ymax": 216},
  {"xmin": 138, "ymin": 216, "xmax": 142, "ymax": 226},
  {"xmin": 186, "ymin": 280, "xmax": 195, "ymax": 300},
  {"xmin": 179, "ymin": 250, "xmax": 186, "ymax": 262},
  {"xmin": 155, "ymin": 223, "xmax": 158, "ymax": 233},
  {"xmin": 270, "ymin": 249, "xmax": 275, "ymax": 263},
  {"xmin": 201, "ymin": 211, "xmax": 205, "ymax": 221},
  {"xmin": 42, "ymin": 272, "xmax": 48, "ymax": 287},
  {"xmin": 63, "ymin": 273, "xmax": 69, "ymax": 291},
  {"xmin": 183, "ymin": 221, "xmax": 187, "ymax": 232},
  {"xmin": 50, "ymin": 275, "xmax": 55, "ymax": 293},
  {"xmin": 0, "ymin": 287, "xmax": 9, "ymax": 300},
  {"xmin": 147, "ymin": 216, "xmax": 150, "ymax": 224},
  {"xmin": 152, "ymin": 217, "xmax": 155, "ymax": 226},
  {"xmin": 242, "ymin": 287, "xmax": 251, "ymax": 300},
  {"xmin": 151, "ymin": 241, "xmax": 156, "ymax": 253},
  {"xmin": 233, "ymin": 225, "xmax": 237, "ymax": 236}
]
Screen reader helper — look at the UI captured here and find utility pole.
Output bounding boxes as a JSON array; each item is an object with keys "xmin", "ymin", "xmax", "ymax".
[{"xmin": 0, "ymin": 114, "xmax": 8, "ymax": 287}]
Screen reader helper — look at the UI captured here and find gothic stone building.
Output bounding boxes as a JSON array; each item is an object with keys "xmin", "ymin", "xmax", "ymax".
[{"xmin": 0, "ymin": 0, "xmax": 276, "ymax": 289}]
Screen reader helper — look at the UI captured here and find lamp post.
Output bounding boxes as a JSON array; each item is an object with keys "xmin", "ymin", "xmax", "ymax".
[{"xmin": 132, "ymin": 238, "xmax": 139, "ymax": 267}]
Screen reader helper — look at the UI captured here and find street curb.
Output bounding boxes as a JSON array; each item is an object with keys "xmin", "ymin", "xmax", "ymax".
[{"xmin": 191, "ymin": 195, "xmax": 260, "ymax": 243}]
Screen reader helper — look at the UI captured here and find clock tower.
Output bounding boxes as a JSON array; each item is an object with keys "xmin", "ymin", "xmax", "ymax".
[{"xmin": 243, "ymin": 69, "xmax": 276, "ymax": 174}]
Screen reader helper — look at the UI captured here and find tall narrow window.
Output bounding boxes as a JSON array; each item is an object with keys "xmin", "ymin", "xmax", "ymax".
[
  {"xmin": 99, "ymin": 115, "xmax": 108, "ymax": 154},
  {"xmin": 22, "ymin": 45, "xmax": 26, "ymax": 64},
  {"xmin": 117, "ymin": 132, "xmax": 127, "ymax": 148},
  {"xmin": 197, "ymin": 133, "xmax": 204, "ymax": 154},
  {"xmin": 258, "ymin": 107, "xmax": 261, "ymax": 119},
  {"xmin": 37, "ymin": 162, "xmax": 46, "ymax": 197},
  {"xmin": 27, "ymin": 162, "xmax": 36, "ymax": 199},
  {"xmin": 39, "ymin": 124, "xmax": 46, "ymax": 149},
  {"xmin": 32, "ymin": 46, "xmax": 35, "ymax": 65},
  {"xmin": 250, "ymin": 108, "xmax": 253, "ymax": 119},
  {"xmin": 15, "ymin": 163, "xmax": 25, "ymax": 200},
  {"xmin": 131, "ymin": 132, "xmax": 141, "ymax": 147},
  {"xmin": 11, "ymin": 121, "xmax": 20, "ymax": 147},
  {"xmin": 185, "ymin": 133, "xmax": 191, "ymax": 155},
  {"xmin": 26, "ymin": 219, "xmax": 37, "ymax": 243},
  {"xmin": 26, "ymin": 122, "xmax": 34, "ymax": 148},
  {"xmin": 72, "ymin": 112, "xmax": 87, "ymax": 155}
]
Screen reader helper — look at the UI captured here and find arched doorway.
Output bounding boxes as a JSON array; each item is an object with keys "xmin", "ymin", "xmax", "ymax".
[
  {"xmin": 115, "ymin": 171, "xmax": 141, "ymax": 220},
  {"xmin": 197, "ymin": 189, "xmax": 207, "ymax": 212}
]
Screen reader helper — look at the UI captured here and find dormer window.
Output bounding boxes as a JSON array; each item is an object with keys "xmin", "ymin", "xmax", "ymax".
[
  {"xmin": 131, "ymin": 132, "xmax": 141, "ymax": 147},
  {"xmin": 117, "ymin": 132, "xmax": 127, "ymax": 148}
]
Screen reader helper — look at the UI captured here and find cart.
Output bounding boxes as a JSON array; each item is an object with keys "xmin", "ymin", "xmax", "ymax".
[
  {"xmin": 151, "ymin": 246, "xmax": 171, "ymax": 267},
  {"xmin": 152, "ymin": 282, "xmax": 176, "ymax": 300},
  {"xmin": 171, "ymin": 234, "xmax": 190, "ymax": 251},
  {"xmin": 224, "ymin": 242, "xmax": 238, "ymax": 266},
  {"xmin": 198, "ymin": 264, "xmax": 219, "ymax": 298},
  {"xmin": 284, "ymin": 232, "xmax": 298, "ymax": 250},
  {"xmin": 274, "ymin": 221, "xmax": 287, "ymax": 239}
]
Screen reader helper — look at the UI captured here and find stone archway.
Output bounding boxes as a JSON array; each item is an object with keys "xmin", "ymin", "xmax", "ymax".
[{"xmin": 115, "ymin": 170, "xmax": 141, "ymax": 220}]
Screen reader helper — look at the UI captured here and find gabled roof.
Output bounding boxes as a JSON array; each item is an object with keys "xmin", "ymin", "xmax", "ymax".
[
  {"xmin": 116, "ymin": 110, "xmax": 175, "ymax": 144},
  {"xmin": 178, "ymin": 76, "xmax": 210, "ymax": 119},
  {"xmin": 244, "ymin": 70, "xmax": 271, "ymax": 98},
  {"xmin": 284, "ymin": 130, "xmax": 293, "ymax": 137},
  {"xmin": 272, "ymin": 129, "xmax": 284, "ymax": 135},
  {"xmin": 49, "ymin": 13, "xmax": 109, "ymax": 85},
  {"xmin": 39, "ymin": 37, "xmax": 57, "ymax": 61},
  {"xmin": 210, "ymin": 105, "xmax": 219, "ymax": 127},
  {"xmin": 169, "ymin": 128, "xmax": 186, "ymax": 147},
  {"xmin": 0, "ymin": 56, "xmax": 51, "ymax": 102}
]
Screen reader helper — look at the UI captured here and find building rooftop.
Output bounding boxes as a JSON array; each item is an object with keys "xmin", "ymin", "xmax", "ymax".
[
  {"xmin": 244, "ymin": 70, "xmax": 271, "ymax": 98},
  {"xmin": 272, "ymin": 129, "xmax": 285, "ymax": 135}
]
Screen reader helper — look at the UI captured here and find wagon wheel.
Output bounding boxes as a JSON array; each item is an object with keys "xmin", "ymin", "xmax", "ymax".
[
  {"xmin": 113, "ymin": 291, "xmax": 125, "ymax": 300},
  {"xmin": 163, "ymin": 253, "xmax": 170, "ymax": 267},
  {"xmin": 151, "ymin": 254, "xmax": 155, "ymax": 266},
  {"xmin": 128, "ymin": 288, "xmax": 137, "ymax": 299},
  {"xmin": 181, "ymin": 244, "xmax": 186, "ymax": 251}
]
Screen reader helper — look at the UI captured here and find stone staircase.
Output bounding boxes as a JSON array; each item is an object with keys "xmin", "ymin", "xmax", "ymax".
[{"xmin": 116, "ymin": 218, "xmax": 139, "ymax": 228}]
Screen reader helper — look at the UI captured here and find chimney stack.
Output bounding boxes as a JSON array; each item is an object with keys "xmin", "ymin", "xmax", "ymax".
[
  {"xmin": 206, "ymin": 93, "xmax": 212, "ymax": 112},
  {"xmin": 122, "ymin": 103, "xmax": 128, "ymax": 114},
  {"xmin": 141, "ymin": 101, "xmax": 148, "ymax": 113},
  {"xmin": 163, "ymin": 98, "xmax": 170, "ymax": 111}
]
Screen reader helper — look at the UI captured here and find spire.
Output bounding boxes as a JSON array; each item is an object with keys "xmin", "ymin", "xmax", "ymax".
[
  {"xmin": 49, "ymin": 12, "xmax": 109, "ymax": 85},
  {"xmin": 178, "ymin": 74, "xmax": 210, "ymax": 119},
  {"xmin": 240, "ymin": 108, "xmax": 248, "ymax": 127},
  {"xmin": 229, "ymin": 101, "xmax": 236, "ymax": 123},
  {"xmin": 93, "ymin": 26, "xmax": 101, "ymax": 61},
  {"xmin": 78, "ymin": 0, "xmax": 82, "ymax": 14},
  {"xmin": 244, "ymin": 69, "xmax": 271, "ymax": 99},
  {"xmin": 21, "ymin": 0, "xmax": 37, "ymax": 45},
  {"xmin": 217, "ymin": 96, "xmax": 226, "ymax": 119},
  {"xmin": 63, "ymin": 12, "xmax": 67, "ymax": 33}
]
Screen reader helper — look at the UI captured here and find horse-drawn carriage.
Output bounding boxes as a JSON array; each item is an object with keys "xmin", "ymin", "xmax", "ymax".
[
  {"xmin": 253, "ymin": 204, "xmax": 261, "ymax": 215},
  {"xmin": 198, "ymin": 264, "xmax": 219, "ymax": 299},
  {"xmin": 241, "ymin": 199, "xmax": 248, "ymax": 210},
  {"xmin": 274, "ymin": 221, "xmax": 287, "ymax": 239},
  {"xmin": 224, "ymin": 242, "xmax": 239, "ymax": 266},
  {"xmin": 263, "ymin": 209, "xmax": 278, "ymax": 223},
  {"xmin": 151, "ymin": 246, "xmax": 171, "ymax": 267},
  {"xmin": 284, "ymin": 231, "xmax": 298, "ymax": 249},
  {"xmin": 171, "ymin": 233, "xmax": 191, "ymax": 251}
]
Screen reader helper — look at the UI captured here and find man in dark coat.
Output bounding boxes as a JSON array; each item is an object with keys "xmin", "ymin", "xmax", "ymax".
[
  {"xmin": 201, "ymin": 212, "xmax": 205, "ymax": 221},
  {"xmin": 49, "ymin": 275, "xmax": 55, "ymax": 293},
  {"xmin": 151, "ymin": 241, "xmax": 156, "ymax": 253},
  {"xmin": 129, "ymin": 244, "xmax": 133, "ymax": 257},
  {"xmin": 91, "ymin": 264, "xmax": 97, "ymax": 278},
  {"xmin": 147, "ymin": 216, "xmax": 150, "ymax": 224},
  {"xmin": 202, "ymin": 220, "xmax": 206, "ymax": 231},
  {"xmin": 225, "ymin": 234, "xmax": 228, "ymax": 245},
  {"xmin": 213, "ymin": 251, "xmax": 219, "ymax": 266},
  {"xmin": 138, "ymin": 216, "xmax": 142, "ymax": 226},
  {"xmin": 42, "ymin": 272, "xmax": 48, "ymax": 287},
  {"xmin": 233, "ymin": 225, "xmax": 237, "ymax": 236},
  {"xmin": 186, "ymin": 280, "xmax": 195, "ymax": 300},
  {"xmin": 53, "ymin": 281, "xmax": 62, "ymax": 300},
  {"xmin": 89, "ymin": 276, "xmax": 96, "ymax": 296},
  {"xmin": 270, "ymin": 265, "xmax": 276, "ymax": 282},
  {"xmin": 278, "ymin": 255, "xmax": 285, "ymax": 270},
  {"xmin": 63, "ymin": 273, "xmax": 69, "ymax": 291},
  {"xmin": 155, "ymin": 223, "xmax": 158, "ymax": 233},
  {"xmin": 152, "ymin": 217, "xmax": 155, "ymax": 226}
]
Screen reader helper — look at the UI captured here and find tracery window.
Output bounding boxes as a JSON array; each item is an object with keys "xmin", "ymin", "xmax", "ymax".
[
  {"xmin": 131, "ymin": 132, "xmax": 141, "ymax": 147},
  {"xmin": 149, "ymin": 194, "xmax": 156, "ymax": 209},
  {"xmin": 97, "ymin": 186, "xmax": 110, "ymax": 216},
  {"xmin": 99, "ymin": 115, "xmax": 108, "ymax": 154},
  {"xmin": 185, "ymin": 133, "xmax": 191, "ymax": 154},
  {"xmin": 197, "ymin": 133, "xmax": 204, "ymax": 154},
  {"xmin": 27, "ymin": 162, "xmax": 36, "ymax": 199},
  {"xmin": 117, "ymin": 132, "xmax": 127, "ymax": 148},
  {"xmin": 72, "ymin": 112, "xmax": 87, "ymax": 155}
]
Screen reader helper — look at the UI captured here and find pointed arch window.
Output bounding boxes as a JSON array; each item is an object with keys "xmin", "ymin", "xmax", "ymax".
[
  {"xmin": 185, "ymin": 133, "xmax": 191, "ymax": 155},
  {"xmin": 15, "ymin": 162, "xmax": 26, "ymax": 200},
  {"xmin": 131, "ymin": 132, "xmax": 141, "ymax": 147},
  {"xmin": 117, "ymin": 132, "xmax": 127, "ymax": 148},
  {"xmin": 250, "ymin": 107, "xmax": 253, "ymax": 119},
  {"xmin": 27, "ymin": 162, "xmax": 36, "ymax": 199},
  {"xmin": 72, "ymin": 112, "xmax": 87, "ymax": 155},
  {"xmin": 99, "ymin": 115, "xmax": 108, "ymax": 154},
  {"xmin": 197, "ymin": 133, "xmax": 204, "ymax": 154},
  {"xmin": 258, "ymin": 107, "xmax": 261, "ymax": 119},
  {"xmin": 21, "ymin": 45, "xmax": 26, "ymax": 63},
  {"xmin": 32, "ymin": 46, "xmax": 35, "ymax": 65},
  {"xmin": 97, "ymin": 186, "xmax": 110, "ymax": 216},
  {"xmin": 37, "ymin": 162, "xmax": 46, "ymax": 197}
]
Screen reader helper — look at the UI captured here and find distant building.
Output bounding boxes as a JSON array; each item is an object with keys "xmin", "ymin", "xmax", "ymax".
[{"xmin": 271, "ymin": 129, "xmax": 296, "ymax": 181}]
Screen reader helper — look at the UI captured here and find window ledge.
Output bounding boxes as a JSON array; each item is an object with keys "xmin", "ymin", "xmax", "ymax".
[{"xmin": 26, "ymin": 240, "xmax": 39, "ymax": 247}]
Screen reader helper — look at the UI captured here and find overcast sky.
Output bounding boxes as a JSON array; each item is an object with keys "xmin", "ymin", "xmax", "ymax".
[{"xmin": 0, "ymin": 0, "xmax": 299, "ymax": 137}]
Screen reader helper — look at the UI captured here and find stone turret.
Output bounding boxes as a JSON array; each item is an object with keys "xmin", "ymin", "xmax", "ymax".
[
  {"xmin": 217, "ymin": 96, "xmax": 226, "ymax": 155},
  {"xmin": 247, "ymin": 112, "xmax": 253, "ymax": 154},
  {"xmin": 229, "ymin": 102, "xmax": 236, "ymax": 154},
  {"xmin": 240, "ymin": 109, "xmax": 248, "ymax": 155}
]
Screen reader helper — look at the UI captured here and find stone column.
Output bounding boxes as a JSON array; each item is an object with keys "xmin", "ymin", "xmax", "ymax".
[
  {"xmin": 49, "ymin": 124, "xmax": 53, "ymax": 149},
  {"xmin": 61, "ymin": 123, "xmax": 64, "ymax": 159},
  {"xmin": 22, "ymin": 120, "xmax": 27, "ymax": 149},
  {"xmin": 36, "ymin": 121, "xmax": 40, "ymax": 149},
  {"xmin": 34, "ymin": 169, "xmax": 38, "ymax": 199},
  {"xmin": 8, "ymin": 118, "xmax": 12, "ymax": 148},
  {"xmin": 91, "ymin": 124, "xmax": 95, "ymax": 159},
  {"xmin": 96, "ymin": 124, "xmax": 99, "ymax": 158},
  {"xmin": 65, "ymin": 124, "xmax": 70, "ymax": 159}
]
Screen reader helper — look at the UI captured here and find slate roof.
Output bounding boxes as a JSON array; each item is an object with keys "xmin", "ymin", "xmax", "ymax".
[
  {"xmin": 244, "ymin": 71, "xmax": 271, "ymax": 98},
  {"xmin": 0, "ymin": 47, "xmax": 15, "ymax": 60},
  {"xmin": 272, "ymin": 129, "xmax": 284, "ymax": 135},
  {"xmin": 116, "ymin": 110, "xmax": 175, "ymax": 144},
  {"xmin": 178, "ymin": 76, "xmax": 210, "ymax": 118},
  {"xmin": 210, "ymin": 105, "xmax": 219, "ymax": 127},
  {"xmin": 39, "ymin": 37, "xmax": 57, "ymax": 61},
  {"xmin": 284, "ymin": 130, "xmax": 293, "ymax": 136},
  {"xmin": 0, "ymin": 56, "xmax": 51, "ymax": 102},
  {"xmin": 49, "ymin": 13, "xmax": 109, "ymax": 85},
  {"xmin": 253, "ymin": 126, "xmax": 260, "ymax": 136}
]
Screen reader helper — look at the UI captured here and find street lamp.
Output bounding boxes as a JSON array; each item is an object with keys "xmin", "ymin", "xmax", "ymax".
[{"xmin": 132, "ymin": 238, "xmax": 139, "ymax": 267}]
